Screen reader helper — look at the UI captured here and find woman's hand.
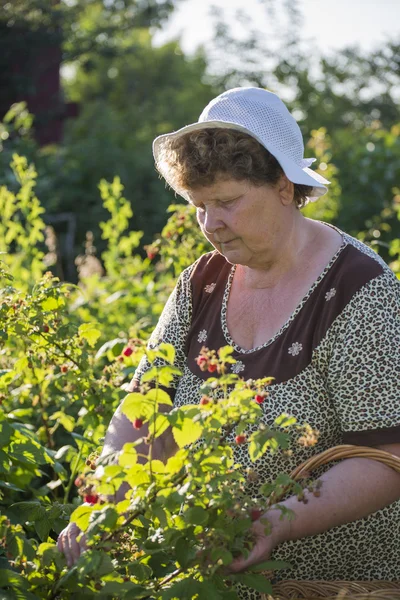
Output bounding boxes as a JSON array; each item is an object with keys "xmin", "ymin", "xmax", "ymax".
[
  {"xmin": 228, "ymin": 509, "xmax": 289, "ymax": 573},
  {"xmin": 57, "ymin": 522, "xmax": 87, "ymax": 568}
]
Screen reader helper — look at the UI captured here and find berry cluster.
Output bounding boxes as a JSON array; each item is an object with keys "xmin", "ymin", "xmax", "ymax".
[
  {"xmin": 298, "ymin": 424, "xmax": 320, "ymax": 448},
  {"xmin": 195, "ymin": 346, "xmax": 220, "ymax": 374}
]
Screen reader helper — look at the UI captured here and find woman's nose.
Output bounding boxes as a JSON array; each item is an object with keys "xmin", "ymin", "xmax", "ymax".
[{"xmin": 203, "ymin": 208, "xmax": 223, "ymax": 234}]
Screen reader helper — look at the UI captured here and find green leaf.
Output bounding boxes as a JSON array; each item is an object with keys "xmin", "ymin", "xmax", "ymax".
[
  {"xmin": 75, "ymin": 549, "xmax": 115, "ymax": 577},
  {"xmin": 0, "ymin": 569, "xmax": 29, "ymax": 590},
  {"xmin": 161, "ymin": 578, "xmax": 204, "ymax": 600},
  {"xmin": 150, "ymin": 413, "xmax": 170, "ymax": 439},
  {"xmin": 157, "ymin": 365, "xmax": 182, "ymax": 387},
  {"xmin": 141, "ymin": 367, "xmax": 158, "ymax": 383},
  {"xmin": 78, "ymin": 323, "xmax": 101, "ymax": 347},
  {"xmin": 119, "ymin": 443, "xmax": 138, "ymax": 467},
  {"xmin": 174, "ymin": 537, "xmax": 190, "ymax": 568},
  {"xmin": 120, "ymin": 392, "xmax": 153, "ymax": 421},
  {"xmin": 184, "ymin": 506, "xmax": 208, "ymax": 526},
  {"xmin": 156, "ymin": 343, "xmax": 175, "ymax": 365},
  {"xmin": 248, "ymin": 559, "xmax": 291, "ymax": 572},
  {"xmin": 124, "ymin": 584, "xmax": 151, "ymax": 599},
  {"xmin": 95, "ymin": 337, "xmax": 125, "ymax": 359},
  {"xmin": 34, "ymin": 516, "xmax": 51, "ymax": 541},
  {"xmin": 49, "ymin": 411, "xmax": 75, "ymax": 433},
  {"xmin": 210, "ymin": 548, "xmax": 233, "ymax": 566},
  {"xmin": 274, "ymin": 413, "xmax": 297, "ymax": 427},
  {"xmin": 232, "ymin": 573, "xmax": 273, "ymax": 594},
  {"xmin": 9, "ymin": 501, "xmax": 45, "ymax": 522},
  {"xmin": 217, "ymin": 346, "xmax": 234, "ymax": 360},
  {"xmin": 146, "ymin": 388, "xmax": 173, "ymax": 406},
  {"xmin": 172, "ymin": 419, "xmax": 202, "ymax": 449},
  {"xmin": 41, "ymin": 297, "xmax": 59, "ymax": 311},
  {"xmin": 127, "ymin": 561, "xmax": 152, "ymax": 581},
  {"xmin": 70, "ymin": 504, "xmax": 95, "ymax": 532},
  {"xmin": 86, "ymin": 507, "xmax": 119, "ymax": 535}
]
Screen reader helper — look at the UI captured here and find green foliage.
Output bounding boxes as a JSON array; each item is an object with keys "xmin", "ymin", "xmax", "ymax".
[{"xmin": 0, "ymin": 156, "xmax": 323, "ymax": 598}]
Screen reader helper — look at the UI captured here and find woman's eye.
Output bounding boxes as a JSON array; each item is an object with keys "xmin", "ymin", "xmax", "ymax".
[{"xmin": 223, "ymin": 197, "xmax": 238, "ymax": 207}]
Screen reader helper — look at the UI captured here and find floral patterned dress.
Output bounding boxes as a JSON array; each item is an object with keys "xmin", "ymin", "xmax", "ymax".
[{"xmin": 132, "ymin": 227, "xmax": 400, "ymax": 598}]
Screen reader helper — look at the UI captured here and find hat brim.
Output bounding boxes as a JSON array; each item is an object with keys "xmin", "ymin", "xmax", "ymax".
[{"xmin": 153, "ymin": 120, "xmax": 330, "ymax": 202}]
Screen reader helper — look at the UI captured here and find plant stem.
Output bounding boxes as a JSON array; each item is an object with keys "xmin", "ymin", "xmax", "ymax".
[{"xmin": 63, "ymin": 444, "xmax": 84, "ymax": 504}]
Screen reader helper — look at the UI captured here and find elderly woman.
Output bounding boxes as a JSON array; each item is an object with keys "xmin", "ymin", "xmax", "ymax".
[{"xmin": 58, "ymin": 88, "xmax": 400, "ymax": 593}]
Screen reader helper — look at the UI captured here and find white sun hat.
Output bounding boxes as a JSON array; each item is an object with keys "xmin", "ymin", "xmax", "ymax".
[{"xmin": 153, "ymin": 87, "xmax": 330, "ymax": 203}]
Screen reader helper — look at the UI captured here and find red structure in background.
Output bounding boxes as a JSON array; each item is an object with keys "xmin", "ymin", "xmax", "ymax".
[{"xmin": 0, "ymin": 24, "xmax": 78, "ymax": 146}]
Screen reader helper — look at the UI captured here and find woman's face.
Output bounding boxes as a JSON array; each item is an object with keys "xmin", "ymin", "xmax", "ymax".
[{"xmin": 187, "ymin": 177, "xmax": 294, "ymax": 268}]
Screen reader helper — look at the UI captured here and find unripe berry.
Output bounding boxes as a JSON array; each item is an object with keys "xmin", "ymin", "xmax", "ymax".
[
  {"xmin": 61, "ymin": 365, "xmax": 68, "ymax": 373},
  {"xmin": 123, "ymin": 347, "xmax": 133, "ymax": 357},
  {"xmin": 196, "ymin": 356, "xmax": 208, "ymax": 371},
  {"xmin": 133, "ymin": 418, "xmax": 143, "ymax": 430},
  {"xmin": 207, "ymin": 363, "xmax": 217, "ymax": 373},
  {"xmin": 74, "ymin": 476, "xmax": 83, "ymax": 487},
  {"xmin": 235, "ymin": 434, "xmax": 246, "ymax": 445},
  {"xmin": 199, "ymin": 396, "xmax": 210, "ymax": 406}
]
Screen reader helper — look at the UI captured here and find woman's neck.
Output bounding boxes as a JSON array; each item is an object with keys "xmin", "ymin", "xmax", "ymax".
[{"xmin": 236, "ymin": 216, "xmax": 323, "ymax": 290}]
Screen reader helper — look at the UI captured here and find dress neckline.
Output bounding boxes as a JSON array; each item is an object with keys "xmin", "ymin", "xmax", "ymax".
[{"xmin": 220, "ymin": 225, "xmax": 349, "ymax": 354}]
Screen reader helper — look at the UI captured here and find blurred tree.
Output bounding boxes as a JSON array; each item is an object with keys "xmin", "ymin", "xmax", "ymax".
[{"xmin": 36, "ymin": 31, "xmax": 217, "ymax": 250}]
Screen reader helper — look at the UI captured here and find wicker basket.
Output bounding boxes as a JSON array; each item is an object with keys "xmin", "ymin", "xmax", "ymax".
[{"xmin": 262, "ymin": 445, "xmax": 400, "ymax": 600}]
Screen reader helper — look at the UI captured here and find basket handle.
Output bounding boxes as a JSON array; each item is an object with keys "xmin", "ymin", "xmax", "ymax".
[{"xmin": 290, "ymin": 444, "xmax": 400, "ymax": 481}]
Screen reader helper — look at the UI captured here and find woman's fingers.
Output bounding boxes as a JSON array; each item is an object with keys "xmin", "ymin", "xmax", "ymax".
[{"xmin": 57, "ymin": 523, "xmax": 87, "ymax": 568}]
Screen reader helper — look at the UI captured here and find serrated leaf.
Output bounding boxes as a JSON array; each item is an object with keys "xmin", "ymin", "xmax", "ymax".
[
  {"xmin": 184, "ymin": 506, "xmax": 208, "ymax": 526},
  {"xmin": 233, "ymin": 573, "xmax": 273, "ymax": 594},
  {"xmin": 274, "ymin": 413, "xmax": 297, "ymax": 427},
  {"xmin": 248, "ymin": 559, "xmax": 291, "ymax": 572},
  {"xmin": 156, "ymin": 343, "xmax": 175, "ymax": 365},
  {"xmin": 41, "ymin": 297, "xmax": 59, "ymax": 311},
  {"xmin": 34, "ymin": 516, "xmax": 51, "ymax": 541},
  {"xmin": 70, "ymin": 504, "xmax": 95, "ymax": 532},
  {"xmin": 174, "ymin": 537, "xmax": 190, "ymax": 568},
  {"xmin": 149, "ymin": 413, "xmax": 170, "ymax": 439},
  {"xmin": 78, "ymin": 323, "xmax": 101, "ymax": 347},
  {"xmin": 172, "ymin": 419, "xmax": 202, "ymax": 449},
  {"xmin": 146, "ymin": 387, "xmax": 173, "ymax": 406}
]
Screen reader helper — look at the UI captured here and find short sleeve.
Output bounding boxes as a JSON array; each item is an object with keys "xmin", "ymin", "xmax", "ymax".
[
  {"xmin": 327, "ymin": 271, "xmax": 400, "ymax": 445},
  {"xmin": 128, "ymin": 264, "xmax": 194, "ymax": 398}
]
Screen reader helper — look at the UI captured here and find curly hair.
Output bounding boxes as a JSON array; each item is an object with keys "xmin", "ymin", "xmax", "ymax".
[{"xmin": 156, "ymin": 128, "xmax": 314, "ymax": 208}]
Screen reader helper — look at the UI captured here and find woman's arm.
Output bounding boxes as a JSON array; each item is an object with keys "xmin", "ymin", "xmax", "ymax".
[
  {"xmin": 101, "ymin": 403, "xmax": 178, "ymax": 500},
  {"xmin": 229, "ymin": 443, "xmax": 400, "ymax": 572}
]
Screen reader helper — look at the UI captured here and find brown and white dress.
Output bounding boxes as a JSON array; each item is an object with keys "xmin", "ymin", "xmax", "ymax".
[{"xmin": 132, "ymin": 227, "xmax": 400, "ymax": 596}]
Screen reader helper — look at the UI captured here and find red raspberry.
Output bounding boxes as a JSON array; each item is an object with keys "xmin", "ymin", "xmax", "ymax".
[
  {"xmin": 84, "ymin": 494, "xmax": 99, "ymax": 505},
  {"xmin": 61, "ymin": 365, "xmax": 68, "ymax": 373},
  {"xmin": 43, "ymin": 325, "xmax": 49, "ymax": 333},
  {"xmin": 199, "ymin": 396, "xmax": 210, "ymax": 406},
  {"xmin": 207, "ymin": 363, "xmax": 217, "ymax": 373},
  {"xmin": 123, "ymin": 347, "xmax": 133, "ymax": 357},
  {"xmin": 235, "ymin": 435, "xmax": 246, "ymax": 445},
  {"xmin": 254, "ymin": 394, "xmax": 264, "ymax": 405},
  {"xmin": 250, "ymin": 508, "xmax": 263, "ymax": 521},
  {"xmin": 133, "ymin": 418, "xmax": 143, "ymax": 430}
]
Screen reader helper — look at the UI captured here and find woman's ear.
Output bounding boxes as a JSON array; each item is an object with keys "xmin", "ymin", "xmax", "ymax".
[{"xmin": 277, "ymin": 175, "xmax": 295, "ymax": 206}]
